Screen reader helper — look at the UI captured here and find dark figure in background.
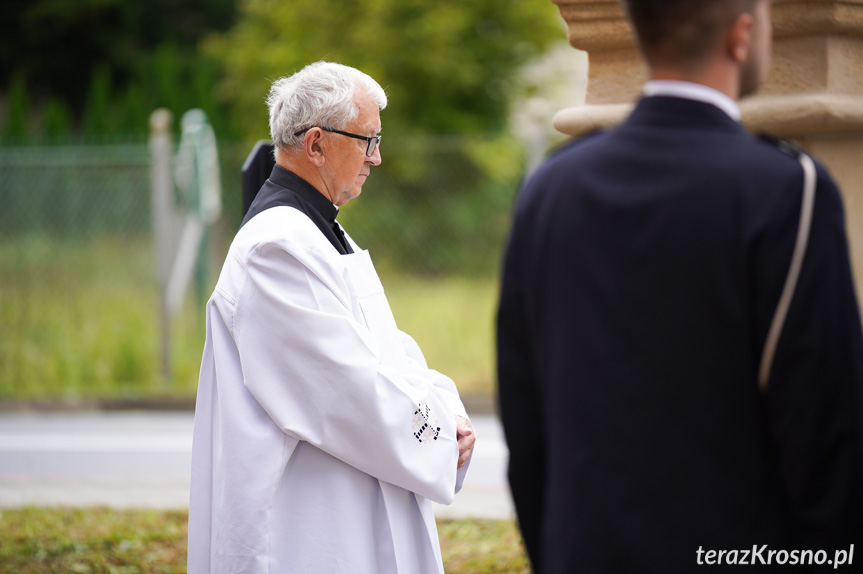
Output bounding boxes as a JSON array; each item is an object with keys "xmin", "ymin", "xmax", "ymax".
[{"xmin": 496, "ymin": 0, "xmax": 863, "ymax": 572}]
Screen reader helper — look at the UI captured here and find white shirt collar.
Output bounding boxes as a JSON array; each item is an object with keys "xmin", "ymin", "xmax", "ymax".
[{"xmin": 643, "ymin": 80, "xmax": 741, "ymax": 122}]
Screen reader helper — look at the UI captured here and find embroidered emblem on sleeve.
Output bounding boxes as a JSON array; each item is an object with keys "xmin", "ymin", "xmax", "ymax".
[{"xmin": 412, "ymin": 401, "xmax": 440, "ymax": 444}]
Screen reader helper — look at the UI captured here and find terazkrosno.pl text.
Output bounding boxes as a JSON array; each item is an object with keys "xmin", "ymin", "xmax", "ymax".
[{"xmin": 696, "ymin": 545, "xmax": 854, "ymax": 568}]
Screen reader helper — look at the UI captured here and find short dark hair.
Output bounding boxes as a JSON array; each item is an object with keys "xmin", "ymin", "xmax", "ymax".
[{"xmin": 623, "ymin": 0, "xmax": 757, "ymax": 70}]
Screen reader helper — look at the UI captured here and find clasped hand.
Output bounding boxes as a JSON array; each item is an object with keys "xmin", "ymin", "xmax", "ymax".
[{"xmin": 454, "ymin": 414, "xmax": 475, "ymax": 469}]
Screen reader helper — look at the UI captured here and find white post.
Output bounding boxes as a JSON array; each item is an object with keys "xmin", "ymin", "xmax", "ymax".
[
  {"xmin": 149, "ymin": 108, "xmax": 175, "ymax": 380},
  {"xmin": 149, "ymin": 108, "xmax": 222, "ymax": 381}
]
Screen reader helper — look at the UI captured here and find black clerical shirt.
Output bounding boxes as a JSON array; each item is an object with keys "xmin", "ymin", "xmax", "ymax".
[{"xmin": 241, "ymin": 165, "xmax": 353, "ymax": 254}]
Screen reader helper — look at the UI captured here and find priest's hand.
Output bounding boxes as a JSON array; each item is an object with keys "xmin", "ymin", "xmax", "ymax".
[{"xmin": 454, "ymin": 415, "xmax": 475, "ymax": 469}]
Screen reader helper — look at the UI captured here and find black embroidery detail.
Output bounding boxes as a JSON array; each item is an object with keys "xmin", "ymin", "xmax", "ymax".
[{"xmin": 412, "ymin": 401, "xmax": 440, "ymax": 444}]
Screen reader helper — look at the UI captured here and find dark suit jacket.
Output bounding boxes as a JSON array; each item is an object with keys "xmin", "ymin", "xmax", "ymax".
[{"xmin": 496, "ymin": 96, "xmax": 863, "ymax": 573}]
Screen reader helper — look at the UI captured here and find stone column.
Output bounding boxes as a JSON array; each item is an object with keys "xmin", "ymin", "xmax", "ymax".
[{"xmin": 550, "ymin": 0, "xmax": 863, "ymax": 302}]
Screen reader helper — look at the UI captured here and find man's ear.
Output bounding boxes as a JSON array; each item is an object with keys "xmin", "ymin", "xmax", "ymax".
[
  {"xmin": 726, "ymin": 11, "xmax": 754, "ymax": 64},
  {"xmin": 303, "ymin": 128, "xmax": 326, "ymax": 167}
]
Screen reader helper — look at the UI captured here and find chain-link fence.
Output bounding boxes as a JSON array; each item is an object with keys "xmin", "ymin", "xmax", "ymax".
[
  {"xmin": 0, "ymin": 144, "xmax": 151, "ymax": 237},
  {"xmin": 0, "ymin": 135, "xmax": 526, "ymax": 402}
]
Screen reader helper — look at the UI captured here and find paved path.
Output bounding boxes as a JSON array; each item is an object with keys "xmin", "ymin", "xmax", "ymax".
[{"xmin": 0, "ymin": 410, "xmax": 513, "ymax": 520}]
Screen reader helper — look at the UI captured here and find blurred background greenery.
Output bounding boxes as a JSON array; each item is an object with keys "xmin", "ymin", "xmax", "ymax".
[{"xmin": 0, "ymin": 0, "xmax": 586, "ymax": 403}]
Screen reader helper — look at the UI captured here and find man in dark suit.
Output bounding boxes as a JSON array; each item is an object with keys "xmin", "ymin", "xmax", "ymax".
[{"xmin": 496, "ymin": 0, "xmax": 863, "ymax": 572}]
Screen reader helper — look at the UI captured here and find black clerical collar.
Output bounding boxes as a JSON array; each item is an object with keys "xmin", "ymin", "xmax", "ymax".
[
  {"xmin": 267, "ymin": 165, "xmax": 339, "ymax": 224},
  {"xmin": 241, "ymin": 165, "xmax": 353, "ymax": 254}
]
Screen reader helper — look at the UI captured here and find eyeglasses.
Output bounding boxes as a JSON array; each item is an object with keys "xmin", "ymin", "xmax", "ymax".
[{"xmin": 294, "ymin": 126, "xmax": 381, "ymax": 157}]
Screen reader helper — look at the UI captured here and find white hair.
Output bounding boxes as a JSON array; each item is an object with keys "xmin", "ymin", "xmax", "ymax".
[{"xmin": 267, "ymin": 61, "xmax": 387, "ymax": 150}]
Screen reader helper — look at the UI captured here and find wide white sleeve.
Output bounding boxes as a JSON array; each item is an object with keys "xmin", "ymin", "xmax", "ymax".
[
  {"xmin": 231, "ymin": 239, "xmax": 462, "ymax": 504},
  {"xmin": 398, "ymin": 330, "xmax": 473, "ymax": 492}
]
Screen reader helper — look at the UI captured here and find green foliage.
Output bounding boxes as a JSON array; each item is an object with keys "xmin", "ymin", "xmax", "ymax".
[
  {"xmin": 206, "ymin": 0, "xmax": 564, "ymax": 141},
  {"xmin": 118, "ymin": 84, "xmax": 150, "ymax": 136},
  {"xmin": 0, "ymin": 0, "xmax": 237, "ymax": 142},
  {"xmin": 82, "ymin": 65, "xmax": 114, "ymax": 137},
  {"xmin": 0, "ymin": 0, "xmax": 237, "ymax": 110},
  {"xmin": 335, "ymin": 133, "xmax": 522, "ymax": 275},
  {"xmin": 0, "ymin": 508, "xmax": 529, "ymax": 574},
  {"xmin": 67, "ymin": 44, "xmax": 229, "ymax": 141},
  {"xmin": 2, "ymin": 74, "xmax": 30, "ymax": 141},
  {"xmin": 40, "ymin": 98, "xmax": 73, "ymax": 141}
]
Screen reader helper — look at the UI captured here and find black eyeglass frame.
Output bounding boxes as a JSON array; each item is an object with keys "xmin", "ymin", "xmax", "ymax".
[{"xmin": 293, "ymin": 126, "xmax": 381, "ymax": 157}]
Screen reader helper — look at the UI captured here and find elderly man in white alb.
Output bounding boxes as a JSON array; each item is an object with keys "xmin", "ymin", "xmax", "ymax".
[{"xmin": 187, "ymin": 61, "xmax": 475, "ymax": 574}]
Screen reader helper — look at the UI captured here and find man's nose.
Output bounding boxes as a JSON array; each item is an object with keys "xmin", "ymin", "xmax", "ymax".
[{"xmin": 367, "ymin": 144, "xmax": 381, "ymax": 166}]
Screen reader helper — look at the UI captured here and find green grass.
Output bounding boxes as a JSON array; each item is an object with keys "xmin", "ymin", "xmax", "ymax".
[
  {"xmin": 0, "ymin": 508, "xmax": 529, "ymax": 573},
  {"xmin": 0, "ymin": 507, "xmax": 188, "ymax": 574},
  {"xmin": 0, "ymin": 235, "xmax": 204, "ymax": 402},
  {"xmin": 0, "ymin": 235, "xmax": 498, "ymax": 403},
  {"xmin": 438, "ymin": 518, "xmax": 531, "ymax": 573},
  {"xmin": 382, "ymin": 272, "xmax": 498, "ymax": 397}
]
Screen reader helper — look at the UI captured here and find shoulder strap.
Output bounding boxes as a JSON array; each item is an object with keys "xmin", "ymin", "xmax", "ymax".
[{"xmin": 757, "ymin": 152, "xmax": 817, "ymax": 392}]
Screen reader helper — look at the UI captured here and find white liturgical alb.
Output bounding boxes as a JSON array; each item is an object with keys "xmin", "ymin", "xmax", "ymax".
[{"xmin": 187, "ymin": 206, "xmax": 471, "ymax": 573}]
